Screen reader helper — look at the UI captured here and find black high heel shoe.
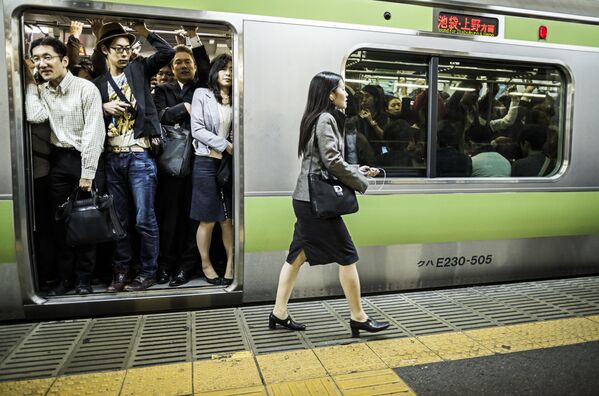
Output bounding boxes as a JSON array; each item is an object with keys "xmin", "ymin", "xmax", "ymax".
[
  {"xmin": 205, "ymin": 276, "xmax": 222, "ymax": 285},
  {"xmin": 349, "ymin": 317, "xmax": 390, "ymax": 338},
  {"xmin": 269, "ymin": 312, "xmax": 306, "ymax": 331}
]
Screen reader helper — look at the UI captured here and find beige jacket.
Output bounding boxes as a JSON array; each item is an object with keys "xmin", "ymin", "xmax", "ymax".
[{"xmin": 293, "ymin": 112, "xmax": 369, "ymax": 202}]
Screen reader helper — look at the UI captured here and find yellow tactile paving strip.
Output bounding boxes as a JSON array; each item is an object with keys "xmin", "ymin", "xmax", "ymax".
[{"xmin": 2, "ymin": 315, "xmax": 599, "ymax": 395}]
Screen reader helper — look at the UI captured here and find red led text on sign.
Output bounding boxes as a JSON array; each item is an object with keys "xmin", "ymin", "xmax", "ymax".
[{"xmin": 437, "ymin": 12, "xmax": 499, "ymax": 37}]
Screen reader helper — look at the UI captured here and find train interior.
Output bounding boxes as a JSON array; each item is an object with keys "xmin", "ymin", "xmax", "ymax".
[{"xmin": 22, "ymin": 10, "xmax": 234, "ymax": 298}]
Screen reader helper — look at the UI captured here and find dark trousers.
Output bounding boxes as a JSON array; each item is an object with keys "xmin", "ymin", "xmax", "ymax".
[
  {"xmin": 155, "ymin": 173, "xmax": 199, "ymax": 274},
  {"xmin": 33, "ymin": 175, "xmax": 56, "ymax": 285},
  {"xmin": 105, "ymin": 151, "xmax": 159, "ymax": 278},
  {"xmin": 49, "ymin": 148, "xmax": 105, "ymax": 282}
]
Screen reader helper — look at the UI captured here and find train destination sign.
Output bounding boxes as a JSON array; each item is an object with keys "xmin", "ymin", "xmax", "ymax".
[{"xmin": 436, "ymin": 12, "xmax": 499, "ymax": 37}]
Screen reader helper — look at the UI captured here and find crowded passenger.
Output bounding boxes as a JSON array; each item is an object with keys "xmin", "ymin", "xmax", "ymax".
[
  {"xmin": 356, "ymin": 84, "xmax": 389, "ymax": 156},
  {"xmin": 25, "ymin": 36, "xmax": 106, "ymax": 295},
  {"xmin": 436, "ymin": 121, "xmax": 472, "ymax": 177},
  {"xmin": 93, "ymin": 21, "xmax": 174, "ymax": 292},
  {"xmin": 153, "ymin": 26, "xmax": 211, "ymax": 286},
  {"xmin": 377, "ymin": 120, "xmax": 420, "ymax": 168},
  {"xmin": 467, "ymin": 124, "xmax": 511, "ymax": 177},
  {"xmin": 189, "ymin": 54, "xmax": 234, "ymax": 286},
  {"xmin": 511, "ymin": 124, "xmax": 555, "ymax": 177}
]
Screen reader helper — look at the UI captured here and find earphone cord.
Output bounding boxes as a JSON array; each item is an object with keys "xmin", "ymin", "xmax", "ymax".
[{"xmin": 367, "ymin": 167, "xmax": 387, "ymax": 191}]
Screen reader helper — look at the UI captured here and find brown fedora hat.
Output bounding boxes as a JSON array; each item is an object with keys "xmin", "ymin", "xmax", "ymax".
[{"xmin": 95, "ymin": 22, "xmax": 136, "ymax": 50}]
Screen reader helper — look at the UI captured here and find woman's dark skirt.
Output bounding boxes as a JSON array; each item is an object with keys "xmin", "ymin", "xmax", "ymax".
[
  {"xmin": 190, "ymin": 155, "xmax": 232, "ymax": 222},
  {"xmin": 286, "ymin": 199, "xmax": 359, "ymax": 266}
]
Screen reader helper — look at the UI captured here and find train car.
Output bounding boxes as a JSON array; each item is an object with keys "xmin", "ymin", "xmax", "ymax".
[{"xmin": 1, "ymin": 0, "xmax": 599, "ymax": 321}]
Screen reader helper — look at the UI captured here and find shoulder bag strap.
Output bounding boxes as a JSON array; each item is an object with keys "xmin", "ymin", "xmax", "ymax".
[
  {"xmin": 106, "ymin": 73, "xmax": 133, "ymax": 108},
  {"xmin": 538, "ymin": 156, "xmax": 551, "ymax": 176}
]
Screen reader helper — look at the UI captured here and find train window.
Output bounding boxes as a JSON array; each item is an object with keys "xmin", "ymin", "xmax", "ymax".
[
  {"xmin": 438, "ymin": 58, "xmax": 564, "ymax": 178},
  {"xmin": 345, "ymin": 50, "xmax": 429, "ymax": 177},
  {"xmin": 22, "ymin": 10, "xmax": 234, "ymax": 296},
  {"xmin": 344, "ymin": 49, "xmax": 565, "ymax": 179}
]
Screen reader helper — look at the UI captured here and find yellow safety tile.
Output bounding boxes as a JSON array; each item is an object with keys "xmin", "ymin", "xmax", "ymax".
[
  {"xmin": 333, "ymin": 369, "xmax": 415, "ymax": 395},
  {"xmin": 586, "ymin": 315, "xmax": 599, "ymax": 324},
  {"xmin": 463, "ymin": 326, "xmax": 538, "ymax": 354},
  {"xmin": 313, "ymin": 343, "xmax": 388, "ymax": 376},
  {"xmin": 417, "ymin": 331, "xmax": 494, "ymax": 361},
  {"xmin": 47, "ymin": 370, "xmax": 125, "ymax": 396},
  {"xmin": 507, "ymin": 318, "xmax": 596, "ymax": 348},
  {"xmin": 201, "ymin": 385, "xmax": 267, "ymax": 395},
  {"xmin": 195, "ymin": 351, "xmax": 262, "ymax": 393},
  {"xmin": 121, "ymin": 362, "xmax": 192, "ymax": 396},
  {"xmin": 268, "ymin": 377, "xmax": 340, "ymax": 396},
  {"xmin": 256, "ymin": 349, "xmax": 327, "ymax": 384},
  {"xmin": 0, "ymin": 378, "xmax": 55, "ymax": 396},
  {"xmin": 367, "ymin": 338, "xmax": 443, "ymax": 367}
]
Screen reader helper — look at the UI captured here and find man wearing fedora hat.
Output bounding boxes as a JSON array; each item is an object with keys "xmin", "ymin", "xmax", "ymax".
[{"xmin": 93, "ymin": 21, "xmax": 174, "ymax": 292}]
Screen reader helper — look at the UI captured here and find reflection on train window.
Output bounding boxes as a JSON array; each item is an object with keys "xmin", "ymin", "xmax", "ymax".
[
  {"xmin": 22, "ymin": 10, "xmax": 234, "ymax": 295},
  {"xmin": 345, "ymin": 49, "xmax": 565, "ymax": 178},
  {"xmin": 345, "ymin": 50, "xmax": 428, "ymax": 177},
  {"xmin": 439, "ymin": 58, "xmax": 564, "ymax": 178}
]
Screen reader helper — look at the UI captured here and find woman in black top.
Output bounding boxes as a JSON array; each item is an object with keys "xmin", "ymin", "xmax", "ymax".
[{"xmin": 268, "ymin": 72, "xmax": 390, "ymax": 337}]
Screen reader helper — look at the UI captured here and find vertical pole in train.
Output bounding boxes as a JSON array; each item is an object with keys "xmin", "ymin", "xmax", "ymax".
[{"xmin": 426, "ymin": 57, "xmax": 439, "ymax": 178}]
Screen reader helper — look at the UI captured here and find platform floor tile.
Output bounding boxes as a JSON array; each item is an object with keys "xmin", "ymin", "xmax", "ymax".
[
  {"xmin": 507, "ymin": 318, "xmax": 598, "ymax": 348},
  {"xmin": 462, "ymin": 326, "xmax": 537, "ymax": 354},
  {"xmin": 120, "ymin": 362, "xmax": 191, "ymax": 396},
  {"xmin": 416, "ymin": 331, "xmax": 494, "ymax": 360},
  {"xmin": 333, "ymin": 369, "xmax": 415, "ymax": 395},
  {"xmin": 194, "ymin": 351, "xmax": 262, "ymax": 393},
  {"xmin": 0, "ymin": 378, "xmax": 55, "ymax": 396},
  {"xmin": 256, "ymin": 349, "xmax": 327, "ymax": 384},
  {"xmin": 313, "ymin": 343, "xmax": 388, "ymax": 376},
  {"xmin": 267, "ymin": 377, "xmax": 340, "ymax": 395},
  {"xmin": 201, "ymin": 385, "xmax": 267, "ymax": 395},
  {"xmin": 47, "ymin": 371, "xmax": 125, "ymax": 395},
  {"xmin": 366, "ymin": 338, "xmax": 443, "ymax": 367}
]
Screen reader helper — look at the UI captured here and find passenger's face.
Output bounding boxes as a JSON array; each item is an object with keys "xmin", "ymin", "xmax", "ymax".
[
  {"xmin": 387, "ymin": 98, "xmax": 402, "ymax": 115},
  {"xmin": 217, "ymin": 62, "xmax": 232, "ymax": 89},
  {"xmin": 156, "ymin": 66, "xmax": 174, "ymax": 85},
  {"xmin": 361, "ymin": 91, "xmax": 375, "ymax": 111},
  {"xmin": 104, "ymin": 37, "xmax": 132, "ymax": 71},
  {"xmin": 330, "ymin": 81, "xmax": 348, "ymax": 109},
  {"xmin": 172, "ymin": 52, "xmax": 196, "ymax": 84},
  {"xmin": 31, "ymin": 45, "xmax": 68, "ymax": 85}
]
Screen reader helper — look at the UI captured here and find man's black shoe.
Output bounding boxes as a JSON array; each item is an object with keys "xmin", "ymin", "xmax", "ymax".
[
  {"xmin": 75, "ymin": 279, "xmax": 93, "ymax": 295},
  {"xmin": 107, "ymin": 272, "xmax": 128, "ymax": 292},
  {"xmin": 157, "ymin": 269, "xmax": 170, "ymax": 284},
  {"xmin": 169, "ymin": 270, "xmax": 190, "ymax": 287},
  {"xmin": 124, "ymin": 276, "xmax": 157, "ymax": 292},
  {"xmin": 46, "ymin": 280, "xmax": 73, "ymax": 296}
]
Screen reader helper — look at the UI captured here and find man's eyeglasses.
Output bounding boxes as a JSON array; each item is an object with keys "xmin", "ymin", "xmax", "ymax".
[
  {"xmin": 110, "ymin": 46, "xmax": 133, "ymax": 54},
  {"xmin": 31, "ymin": 55, "xmax": 61, "ymax": 64}
]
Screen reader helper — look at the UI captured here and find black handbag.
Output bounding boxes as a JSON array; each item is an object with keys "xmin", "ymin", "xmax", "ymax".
[
  {"xmin": 216, "ymin": 152, "xmax": 232, "ymax": 187},
  {"xmin": 55, "ymin": 187, "xmax": 127, "ymax": 246},
  {"xmin": 157, "ymin": 124, "xmax": 193, "ymax": 177},
  {"xmin": 307, "ymin": 133, "xmax": 358, "ymax": 218}
]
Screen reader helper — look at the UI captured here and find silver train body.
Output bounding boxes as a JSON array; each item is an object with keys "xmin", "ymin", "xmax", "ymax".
[{"xmin": 1, "ymin": 0, "xmax": 599, "ymax": 320}]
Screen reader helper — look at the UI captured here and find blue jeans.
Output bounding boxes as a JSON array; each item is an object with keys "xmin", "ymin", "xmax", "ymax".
[{"xmin": 106, "ymin": 151, "xmax": 159, "ymax": 278}]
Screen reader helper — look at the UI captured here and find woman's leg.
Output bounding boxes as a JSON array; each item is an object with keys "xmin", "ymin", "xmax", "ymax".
[
  {"xmin": 272, "ymin": 250, "xmax": 306, "ymax": 319},
  {"xmin": 339, "ymin": 263, "xmax": 368, "ymax": 322},
  {"xmin": 220, "ymin": 219, "xmax": 234, "ymax": 279},
  {"xmin": 196, "ymin": 221, "xmax": 219, "ymax": 279}
]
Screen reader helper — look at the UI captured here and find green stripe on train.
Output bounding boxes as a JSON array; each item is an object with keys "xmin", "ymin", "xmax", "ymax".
[
  {"xmin": 101, "ymin": 0, "xmax": 599, "ymax": 48},
  {"xmin": 101, "ymin": 0, "xmax": 433, "ymax": 31},
  {"xmin": 244, "ymin": 191, "xmax": 599, "ymax": 252},
  {"xmin": 0, "ymin": 200, "xmax": 16, "ymax": 263},
  {"xmin": 505, "ymin": 16, "xmax": 599, "ymax": 48}
]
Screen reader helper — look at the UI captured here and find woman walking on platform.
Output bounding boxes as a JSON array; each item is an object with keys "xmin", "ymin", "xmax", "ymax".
[{"xmin": 269, "ymin": 71, "xmax": 390, "ymax": 337}]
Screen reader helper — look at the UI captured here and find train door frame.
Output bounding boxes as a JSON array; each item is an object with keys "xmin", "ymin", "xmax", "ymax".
[{"xmin": 4, "ymin": 0, "xmax": 247, "ymax": 319}]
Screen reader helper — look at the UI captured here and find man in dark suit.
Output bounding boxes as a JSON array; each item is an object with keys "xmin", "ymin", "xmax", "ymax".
[
  {"xmin": 93, "ymin": 21, "xmax": 174, "ymax": 292},
  {"xmin": 153, "ymin": 27, "xmax": 211, "ymax": 286}
]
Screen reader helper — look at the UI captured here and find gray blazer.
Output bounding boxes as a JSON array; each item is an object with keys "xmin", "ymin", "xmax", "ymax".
[
  {"xmin": 293, "ymin": 112, "xmax": 369, "ymax": 202},
  {"xmin": 190, "ymin": 88, "xmax": 229, "ymax": 156}
]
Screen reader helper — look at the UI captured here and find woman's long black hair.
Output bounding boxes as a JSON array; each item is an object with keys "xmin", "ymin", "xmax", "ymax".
[
  {"xmin": 298, "ymin": 71, "xmax": 343, "ymax": 157},
  {"xmin": 207, "ymin": 53, "xmax": 233, "ymax": 105}
]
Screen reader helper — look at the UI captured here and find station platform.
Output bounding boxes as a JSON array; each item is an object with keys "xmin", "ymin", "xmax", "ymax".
[{"xmin": 1, "ymin": 275, "xmax": 599, "ymax": 395}]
